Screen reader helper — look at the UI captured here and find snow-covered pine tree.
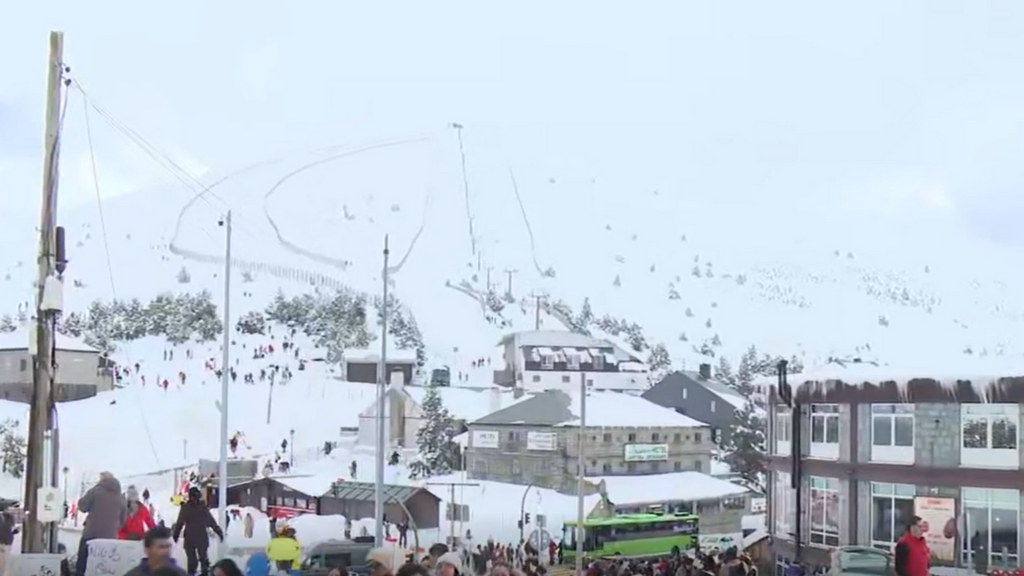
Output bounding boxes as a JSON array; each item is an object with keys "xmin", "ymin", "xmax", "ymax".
[
  {"xmin": 236, "ymin": 311, "xmax": 267, "ymax": 335},
  {"xmin": 721, "ymin": 345, "xmax": 768, "ymax": 493},
  {"xmin": 176, "ymin": 266, "xmax": 191, "ymax": 284},
  {"xmin": 413, "ymin": 381, "xmax": 457, "ymax": 478},
  {"xmin": 646, "ymin": 343, "xmax": 672, "ymax": 384},
  {"xmin": 0, "ymin": 419, "xmax": 27, "ymax": 478}
]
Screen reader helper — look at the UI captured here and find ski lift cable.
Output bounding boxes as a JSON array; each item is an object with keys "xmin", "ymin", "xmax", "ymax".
[{"xmin": 79, "ymin": 88, "xmax": 163, "ymax": 468}]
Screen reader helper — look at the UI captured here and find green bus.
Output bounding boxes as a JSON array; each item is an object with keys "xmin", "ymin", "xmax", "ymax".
[{"xmin": 562, "ymin": 513, "xmax": 700, "ymax": 560}]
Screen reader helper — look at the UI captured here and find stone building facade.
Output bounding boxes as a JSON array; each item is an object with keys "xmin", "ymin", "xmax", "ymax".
[{"xmin": 465, "ymin": 389, "xmax": 714, "ymax": 491}]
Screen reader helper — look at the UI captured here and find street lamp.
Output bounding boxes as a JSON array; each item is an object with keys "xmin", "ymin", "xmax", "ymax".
[{"xmin": 61, "ymin": 466, "xmax": 69, "ymax": 520}]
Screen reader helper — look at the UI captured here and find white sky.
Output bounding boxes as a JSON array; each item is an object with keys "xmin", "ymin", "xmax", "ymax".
[{"xmin": 2, "ymin": 1, "xmax": 1024, "ymax": 243}]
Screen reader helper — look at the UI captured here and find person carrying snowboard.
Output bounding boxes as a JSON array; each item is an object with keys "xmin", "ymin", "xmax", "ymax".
[{"xmin": 172, "ymin": 487, "xmax": 224, "ymax": 576}]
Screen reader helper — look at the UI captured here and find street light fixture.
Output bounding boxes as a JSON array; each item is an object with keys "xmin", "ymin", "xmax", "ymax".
[{"xmin": 289, "ymin": 429, "xmax": 295, "ymax": 466}]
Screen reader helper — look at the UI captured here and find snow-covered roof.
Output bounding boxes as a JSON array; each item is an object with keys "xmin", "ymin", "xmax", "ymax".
[
  {"xmin": 474, "ymin": 390, "xmax": 708, "ymax": 428},
  {"xmin": 503, "ymin": 330, "xmax": 613, "ymax": 349},
  {"xmin": 0, "ymin": 330, "xmax": 97, "ymax": 353},
  {"xmin": 272, "ymin": 474, "xmax": 337, "ymax": 497},
  {"xmin": 345, "ymin": 346, "xmax": 418, "ymax": 363},
  {"xmin": 752, "ymin": 357, "xmax": 1024, "ymax": 398},
  {"xmin": 504, "ymin": 330, "xmax": 642, "ymax": 363},
  {"xmin": 559, "ymin": 392, "xmax": 708, "ymax": 428},
  {"xmin": 404, "ymin": 385, "xmax": 521, "ymax": 422},
  {"xmin": 589, "ymin": 471, "xmax": 748, "ymax": 504}
]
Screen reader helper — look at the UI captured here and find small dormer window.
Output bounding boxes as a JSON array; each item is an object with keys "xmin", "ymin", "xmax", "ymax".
[
  {"xmin": 593, "ymin": 354, "xmax": 605, "ymax": 370},
  {"xmin": 567, "ymin": 353, "xmax": 580, "ymax": 370},
  {"xmin": 541, "ymin": 354, "xmax": 554, "ymax": 369}
]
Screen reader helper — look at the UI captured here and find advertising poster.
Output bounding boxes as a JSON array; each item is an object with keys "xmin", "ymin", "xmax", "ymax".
[{"xmin": 914, "ymin": 496, "xmax": 957, "ymax": 562}]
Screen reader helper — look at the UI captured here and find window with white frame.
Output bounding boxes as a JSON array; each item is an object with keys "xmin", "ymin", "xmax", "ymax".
[
  {"xmin": 541, "ymin": 353, "xmax": 554, "ymax": 369},
  {"xmin": 870, "ymin": 482, "xmax": 915, "ymax": 550},
  {"xmin": 961, "ymin": 487, "xmax": 1020, "ymax": 569},
  {"xmin": 710, "ymin": 400, "xmax": 717, "ymax": 413},
  {"xmin": 776, "ymin": 406, "xmax": 792, "ymax": 456},
  {"xmin": 773, "ymin": 471, "xmax": 795, "ymax": 537},
  {"xmin": 810, "ymin": 404, "xmax": 840, "ymax": 459},
  {"xmin": 871, "ymin": 404, "xmax": 915, "ymax": 464},
  {"xmin": 961, "ymin": 404, "xmax": 1019, "ymax": 468},
  {"xmin": 567, "ymin": 353, "xmax": 580, "ymax": 370},
  {"xmin": 809, "ymin": 476, "xmax": 840, "ymax": 547}
]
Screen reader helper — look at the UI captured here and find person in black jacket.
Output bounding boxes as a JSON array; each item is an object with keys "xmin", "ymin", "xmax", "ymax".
[{"xmin": 172, "ymin": 488, "xmax": 224, "ymax": 576}]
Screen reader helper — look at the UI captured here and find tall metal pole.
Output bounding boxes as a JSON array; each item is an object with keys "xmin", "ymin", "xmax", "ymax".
[
  {"xmin": 374, "ymin": 235, "xmax": 390, "ymax": 547},
  {"xmin": 575, "ymin": 372, "xmax": 587, "ymax": 575},
  {"xmin": 24, "ymin": 31, "xmax": 65, "ymax": 554},
  {"xmin": 217, "ymin": 211, "xmax": 232, "ymax": 550}
]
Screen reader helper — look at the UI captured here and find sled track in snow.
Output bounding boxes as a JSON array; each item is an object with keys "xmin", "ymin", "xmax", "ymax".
[
  {"xmin": 262, "ymin": 137, "xmax": 434, "ymax": 277},
  {"xmin": 169, "ymin": 152, "xmax": 360, "ymax": 292}
]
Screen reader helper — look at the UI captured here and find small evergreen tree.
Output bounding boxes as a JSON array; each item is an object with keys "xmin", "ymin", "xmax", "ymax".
[
  {"xmin": 0, "ymin": 419, "xmax": 27, "ymax": 478},
  {"xmin": 176, "ymin": 267, "xmax": 191, "ymax": 284},
  {"xmin": 0, "ymin": 315, "xmax": 16, "ymax": 333},
  {"xmin": 414, "ymin": 382, "xmax": 457, "ymax": 478},
  {"xmin": 236, "ymin": 311, "xmax": 267, "ymax": 335},
  {"xmin": 646, "ymin": 343, "xmax": 672, "ymax": 384}
]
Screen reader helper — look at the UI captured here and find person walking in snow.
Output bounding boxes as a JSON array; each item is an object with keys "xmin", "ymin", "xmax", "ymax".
[
  {"xmin": 119, "ymin": 486, "xmax": 156, "ymax": 540},
  {"xmin": 76, "ymin": 471, "xmax": 128, "ymax": 576},
  {"xmin": 243, "ymin": 512, "xmax": 254, "ymax": 539},
  {"xmin": 350, "ymin": 460, "xmax": 357, "ymax": 479},
  {"xmin": 172, "ymin": 487, "xmax": 224, "ymax": 576}
]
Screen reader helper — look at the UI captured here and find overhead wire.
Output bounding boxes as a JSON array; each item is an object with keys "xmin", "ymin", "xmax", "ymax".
[
  {"xmin": 70, "ymin": 80, "xmax": 265, "ymax": 247},
  {"xmin": 78, "ymin": 86, "xmax": 163, "ymax": 468}
]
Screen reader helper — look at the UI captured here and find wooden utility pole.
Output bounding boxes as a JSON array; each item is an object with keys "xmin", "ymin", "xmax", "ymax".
[
  {"xmin": 427, "ymin": 480, "xmax": 479, "ymax": 545},
  {"xmin": 24, "ymin": 31, "xmax": 65, "ymax": 554}
]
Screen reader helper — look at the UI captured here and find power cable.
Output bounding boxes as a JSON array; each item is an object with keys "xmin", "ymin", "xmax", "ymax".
[{"xmin": 79, "ymin": 88, "xmax": 163, "ymax": 468}]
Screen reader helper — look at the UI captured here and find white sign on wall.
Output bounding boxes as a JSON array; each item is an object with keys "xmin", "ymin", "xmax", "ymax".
[
  {"xmin": 624, "ymin": 443, "xmax": 669, "ymax": 462},
  {"xmin": 472, "ymin": 430, "xmax": 500, "ymax": 449},
  {"xmin": 527, "ymin": 432, "xmax": 557, "ymax": 451}
]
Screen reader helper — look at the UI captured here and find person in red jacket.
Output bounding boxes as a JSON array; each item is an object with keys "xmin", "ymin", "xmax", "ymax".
[
  {"xmin": 119, "ymin": 486, "xmax": 156, "ymax": 540},
  {"xmin": 894, "ymin": 515, "xmax": 930, "ymax": 576}
]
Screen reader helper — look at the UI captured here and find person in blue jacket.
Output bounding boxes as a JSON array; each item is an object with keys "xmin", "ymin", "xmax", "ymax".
[{"xmin": 245, "ymin": 550, "xmax": 270, "ymax": 576}]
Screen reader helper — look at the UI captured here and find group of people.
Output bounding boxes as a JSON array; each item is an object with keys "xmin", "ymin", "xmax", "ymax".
[
  {"xmin": 576, "ymin": 546, "xmax": 757, "ymax": 576},
  {"xmin": 75, "ymin": 472, "xmax": 224, "ymax": 576}
]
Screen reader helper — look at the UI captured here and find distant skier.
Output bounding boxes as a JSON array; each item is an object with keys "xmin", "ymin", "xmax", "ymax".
[{"xmin": 350, "ymin": 460, "xmax": 357, "ymax": 479}]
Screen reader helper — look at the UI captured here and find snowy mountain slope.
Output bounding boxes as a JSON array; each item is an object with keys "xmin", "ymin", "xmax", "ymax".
[{"xmin": 5, "ymin": 123, "xmax": 1024, "ymax": 388}]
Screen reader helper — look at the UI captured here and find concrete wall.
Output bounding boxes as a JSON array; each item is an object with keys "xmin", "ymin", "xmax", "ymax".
[{"xmin": 466, "ymin": 423, "xmax": 713, "ymax": 490}]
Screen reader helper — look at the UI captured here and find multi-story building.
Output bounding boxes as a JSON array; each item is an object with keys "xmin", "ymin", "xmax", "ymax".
[
  {"xmin": 0, "ymin": 330, "xmax": 114, "ymax": 402},
  {"xmin": 765, "ymin": 364, "xmax": 1024, "ymax": 573},
  {"xmin": 643, "ymin": 363, "xmax": 746, "ymax": 444},
  {"xmin": 465, "ymin": 389, "xmax": 714, "ymax": 490},
  {"xmin": 492, "ymin": 330, "xmax": 647, "ymax": 393}
]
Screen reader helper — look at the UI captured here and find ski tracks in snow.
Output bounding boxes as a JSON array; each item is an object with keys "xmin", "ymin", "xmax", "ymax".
[{"xmin": 261, "ymin": 137, "xmax": 434, "ymax": 277}]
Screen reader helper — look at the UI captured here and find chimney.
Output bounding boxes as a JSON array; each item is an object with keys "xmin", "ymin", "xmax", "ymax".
[
  {"xmin": 488, "ymin": 387, "xmax": 502, "ymax": 415},
  {"xmin": 698, "ymin": 363, "xmax": 711, "ymax": 380}
]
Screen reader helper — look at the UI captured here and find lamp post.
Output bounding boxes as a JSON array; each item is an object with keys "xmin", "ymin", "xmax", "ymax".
[
  {"xmin": 61, "ymin": 466, "xmax": 68, "ymax": 520},
  {"xmin": 289, "ymin": 429, "xmax": 295, "ymax": 467}
]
